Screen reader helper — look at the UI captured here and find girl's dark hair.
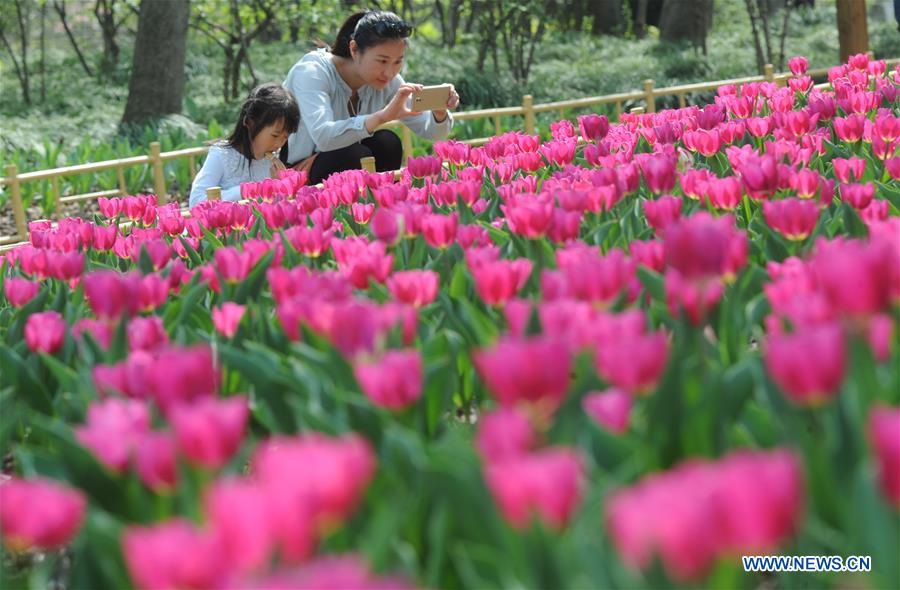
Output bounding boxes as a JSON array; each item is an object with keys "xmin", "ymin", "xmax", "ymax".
[
  {"xmin": 226, "ymin": 82, "xmax": 300, "ymax": 162},
  {"xmin": 331, "ymin": 10, "xmax": 412, "ymax": 58}
]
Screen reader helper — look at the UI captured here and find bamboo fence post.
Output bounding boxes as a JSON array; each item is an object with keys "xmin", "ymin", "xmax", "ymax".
[
  {"xmin": 523, "ymin": 95, "xmax": 535, "ymax": 135},
  {"xmin": 401, "ymin": 126, "xmax": 413, "ymax": 167},
  {"xmin": 116, "ymin": 165, "xmax": 127, "ymax": 195},
  {"xmin": 51, "ymin": 176, "xmax": 61, "ymax": 219},
  {"xmin": 360, "ymin": 156, "xmax": 376, "ymax": 173},
  {"xmin": 150, "ymin": 142, "xmax": 167, "ymax": 203},
  {"xmin": 188, "ymin": 155, "xmax": 197, "ymax": 178},
  {"xmin": 643, "ymin": 79, "xmax": 656, "ymax": 113},
  {"xmin": 5, "ymin": 165, "xmax": 27, "ymax": 239},
  {"xmin": 558, "ymin": 108, "xmax": 566, "ymax": 121},
  {"xmin": 764, "ymin": 64, "xmax": 775, "ymax": 82},
  {"xmin": 630, "ymin": 107, "xmax": 645, "ymax": 115},
  {"xmin": 206, "ymin": 186, "xmax": 221, "ymax": 201},
  {"xmin": 678, "ymin": 93, "xmax": 686, "ymax": 108},
  {"xmin": 492, "ymin": 113, "xmax": 502, "ymax": 135},
  {"xmin": 615, "ymin": 101, "xmax": 623, "ymax": 119}
]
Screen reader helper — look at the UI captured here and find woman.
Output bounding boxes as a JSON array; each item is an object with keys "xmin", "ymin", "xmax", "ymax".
[{"xmin": 282, "ymin": 10, "xmax": 459, "ymax": 183}]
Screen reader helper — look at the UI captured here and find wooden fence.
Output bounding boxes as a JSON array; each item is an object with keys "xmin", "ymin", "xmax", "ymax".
[{"xmin": 2, "ymin": 57, "xmax": 897, "ymax": 248}]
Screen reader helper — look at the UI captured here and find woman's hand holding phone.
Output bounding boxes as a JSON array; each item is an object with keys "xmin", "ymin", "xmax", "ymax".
[
  {"xmin": 365, "ymin": 83, "xmax": 423, "ymax": 133},
  {"xmin": 432, "ymin": 84, "xmax": 459, "ymax": 123}
]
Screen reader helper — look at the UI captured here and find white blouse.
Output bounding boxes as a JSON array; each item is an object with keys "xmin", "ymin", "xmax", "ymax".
[
  {"xmin": 283, "ymin": 48, "xmax": 453, "ymax": 164},
  {"xmin": 188, "ymin": 143, "xmax": 272, "ymax": 207}
]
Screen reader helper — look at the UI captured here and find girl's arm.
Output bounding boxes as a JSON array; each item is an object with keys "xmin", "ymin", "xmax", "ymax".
[
  {"xmin": 287, "ymin": 62, "xmax": 374, "ymax": 152},
  {"xmin": 189, "ymin": 147, "xmax": 242, "ymax": 207}
]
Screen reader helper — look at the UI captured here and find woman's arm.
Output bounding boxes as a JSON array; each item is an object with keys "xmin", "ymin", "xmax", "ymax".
[{"xmin": 288, "ymin": 62, "xmax": 374, "ymax": 152}]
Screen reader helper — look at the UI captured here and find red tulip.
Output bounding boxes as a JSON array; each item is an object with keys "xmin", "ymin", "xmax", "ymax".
[
  {"xmin": 0, "ymin": 478, "xmax": 86, "ymax": 552},
  {"xmin": 353, "ymin": 349, "xmax": 423, "ymax": 410},
  {"xmin": 24, "ymin": 310, "xmax": 66, "ymax": 354},
  {"xmin": 765, "ymin": 323, "xmax": 845, "ymax": 406}
]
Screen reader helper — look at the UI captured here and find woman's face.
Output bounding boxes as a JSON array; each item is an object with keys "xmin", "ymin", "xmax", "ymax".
[{"xmin": 351, "ymin": 39, "xmax": 406, "ymax": 90}]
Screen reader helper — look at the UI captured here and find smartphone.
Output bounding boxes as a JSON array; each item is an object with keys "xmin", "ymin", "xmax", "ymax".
[{"xmin": 411, "ymin": 84, "xmax": 451, "ymax": 112}]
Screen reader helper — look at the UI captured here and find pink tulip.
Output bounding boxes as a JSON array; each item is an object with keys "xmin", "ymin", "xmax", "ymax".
[
  {"xmin": 832, "ymin": 157, "xmax": 866, "ymax": 183},
  {"xmin": 629, "ymin": 240, "xmax": 665, "ymax": 273},
  {"xmin": 665, "ymin": 269, "xmax": 724, "ymax": 325},
  {"xmin": 406, "ymin": 155, "xmax": 442, "ymax": 178},
  {"xmin": 704, "ymin": 176, "xmax": 743, "ymax": 210},
  {"xmin": 214, "ymin": 246, "xmax": 253, "ymax": 283},
  {"xmin": 353, "ymin": 349, "xmax": 423, "ymax": 410},
  {"xmin": 474, "ymin": 336, "xmax": 571, "ymax": 415},
  {"xmin": 502, "ymin": 195, "xmax": 554, "ymax": 239},
  {"xmin": 789, "ymin": 168, "xmax": 822, "ymax": 198},
  {"xmin": 248, "ymin": 555, "xmax": 413, "ymax": 589},
  {"xmin": 369, "ymin": 207, "xmax": 401, "ymax": 244},
  {"xmin": 45, "ymin": 251, "xmax": 84, "ymax": 281},
  {"xmin": 606, "ymin": 449, "xmax": 803, "ymax": 582},
  {"xmin": 127, "ymin": 315, "xmax": 169, "ymax": 351},
  {"xmin": 485, "ymin": 448, "xmax": 583, "ymax": 530},
  {"xmin": 24, "ymin": 310, "xmax": 66, "ymax": 354},
  {"xmin": 205, "ymin": 479, "xmax": 274, "ymax": 573},
  {"xmin": 0, "ymin": 478, "xmax": 86, "ymax": 552},
  {"xmin": 839, "ymin": 182, "xmax": 875, "ymax": 210},
  {"xmin": 212, "ymin": 302, "xmax": 246, "ymax": 338},
  {"xmin": 75, "ymin": 398, "xmax": 151, "ymax": 472},
  {"xmin": 422, "ymin": 212, "xmax": 458, "ymax": 248},
  {"xmin": 475, "ymin": 407, "xmax": 536, "ymax": 462},
  {"xmin": 810, "ymin": 238, "xmax": 896, "ymax": 318},
  {"xmin": 643, "ymin": 195, "xmax": 683, "ymax": 235},
  {"xmin": 471, "ymin": 258, "xmax": 533, "ymax": 307},
  {"xmin": 73, "ymin": 318, "xmax": 114, "ymax": 350},
  {"xmin": 833, "ymin": 114, "xmax": 866, "ymax": 143},
  {"xmin": 763, "ymin": 198, "xmax": 821, "ymax": 241},
  {"xmin": 563, "ymin": 249, "xmax": 635, "ymax": 308},
  {"xmin": 170, "ymin": 396, "xmax": 249, "ymax": 470},
  {"xmin": 351, "ymin": 202, "xmax": 375, "ymax": 224},
  {"xmin": 253, "ymin": 433, "xmax": 375, "ymax": 546},
  {"xmin": 146, "ymin": 345, "xmax": 220, "ymax": 415},
  {"xmin": 664, "ymin": 213, "xmax": 746, "ymax": 280},
  {"xmin": 578, "ymin": 113, "xmax": 610, "ymax": 141},
  {"xmin": 583, "ymin": 388, "xmax": 632, "ymax": 434},
  {"xmin": 134, "ymin": 431, "xmax": 178, "ymax": 492},
  {"xmin": 596, "ymin": 330, "xmax": 668, "ymax": 394},
  {"xmin": 765, "ymin": 323, "xmax": 845, "ymax": 406},
  {"xmin": 387, "ymin": 270, "xmax": 439, "ymax": 308},
  {"xmin": 788, "ymin": 56, "xmax": 808, "ymax": 76},
  {"xmin": 3, "ymin": 277, "xmax": 40, "ymax": 307},
  {"xmin": 886, "ymin": 157, "xmax": 900, "ymax": 181},
  {"xmin": 868, "ymin": 405, "xmax": 900, "ymax": 508},
  {"xmin": 123, "ymin": 520, "xmax": 225, "ymax": 590},
  {"xmin": 683, "ymin": 128, "xmax": 722, "ymax": 157},
  {"xmin": 83, "ymin": 270, "xmax": 143, "ymax": 320},
  {"xmin": 91, "ymin": 224, "xmax": 118, "ymax": 250},
  {"xmin": 640, "ymin": 153, "xmax": 677, "ymax": 194},
  {"xmin": 540, "ymin": 139, "xmax": 577, "ymax": 167}
]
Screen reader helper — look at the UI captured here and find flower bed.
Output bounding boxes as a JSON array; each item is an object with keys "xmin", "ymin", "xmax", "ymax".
[{"xmin": 1, "ymin": 55, "xmax": 898, "ymax": 589}]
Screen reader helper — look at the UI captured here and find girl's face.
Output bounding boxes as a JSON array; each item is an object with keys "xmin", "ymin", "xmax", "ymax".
[
  {"xmin": 350, "ymin": 39, "xmax": 406, "ymax": 90},
  {"xmin": 250, "ymin": 118, "xmax": 290, "ymax": 159}
]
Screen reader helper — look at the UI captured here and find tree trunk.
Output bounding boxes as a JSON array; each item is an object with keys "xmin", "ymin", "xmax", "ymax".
[
  {"xmin": 122, "ymin": 0, "xmax": 190, "ymax": 125},
  {"xmin": 659, "ymin": 0, "xmax": 712, "ymax": 49},
  {"xmin": 634, "ymin": 0, "xmax": 649, "ymax": 39},
  {"xmin": 836, "ymin": 0, "xmax": 868, "ymax": 63},
  {"xmin": 40, "ymin": 0, "xmax": 47, "ymax": 103},
  {"xmin": 53, "ymin": 0, "xmax": 94, "ymax": 77},
  {"xmin": 94, "ymin": 0, "xmax": 121, "ymax": 74},
  {"xmin": 591, "ymin": 0, "xmax": 623, "ymax": 35}
]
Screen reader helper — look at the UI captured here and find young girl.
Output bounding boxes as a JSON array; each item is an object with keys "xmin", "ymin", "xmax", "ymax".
[{"xmin": 189, "ymin": 83, "xmax": 300, "ymax": 207}]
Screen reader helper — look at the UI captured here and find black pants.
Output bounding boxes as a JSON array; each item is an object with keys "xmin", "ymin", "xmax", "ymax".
[{"xmin": 291, "ymin": 130, "xmax": 402, "ymax": 184}]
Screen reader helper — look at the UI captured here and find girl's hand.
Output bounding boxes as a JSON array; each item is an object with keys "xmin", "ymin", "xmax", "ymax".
[
  {"xmin": 432, "ymin": 84, "xmax": 459, "ymax": 123},
  {"xmin": 269, "ymin": 155, "xmax": 286, "ymax": 178}
]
